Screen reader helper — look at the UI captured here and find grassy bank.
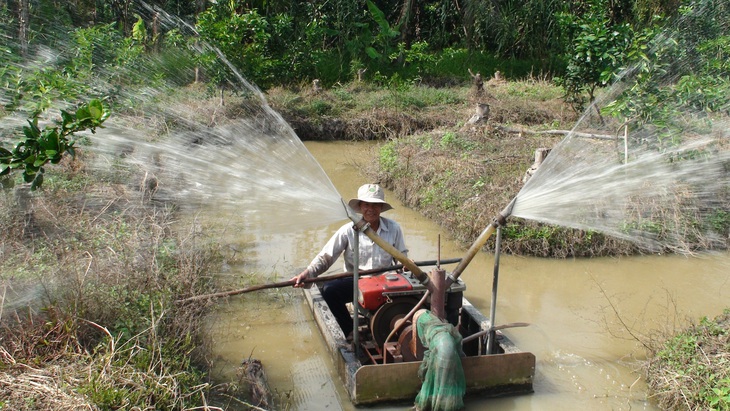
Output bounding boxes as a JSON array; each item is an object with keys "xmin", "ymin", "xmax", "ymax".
[
  {"xmin": 0, "ymin": 86, "xmax": 271, "ymax": 409},
  {"xmin": 645, "ymin": 310, "xmax": 730, "ymax": 410},
  {"xmin": 268, "ymin": 78, "xmax": 641, "ymax": 257},
  {"xmin": 0, "ymin": 148, "xmax": 221, "ymax": 408}
]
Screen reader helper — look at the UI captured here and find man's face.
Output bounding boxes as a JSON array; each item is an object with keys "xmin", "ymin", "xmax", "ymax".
[{"xmin": 360, "ymin": 201, "xmax": 383, "ymax": 223}]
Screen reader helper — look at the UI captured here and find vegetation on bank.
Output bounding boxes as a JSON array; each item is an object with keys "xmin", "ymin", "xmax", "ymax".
[
  {"xmin": 645, "ymin": 310, "xmax": 730, "ymax": 410},
  {"xmin": 0, "ymin": 143, "xmax": 219, "ymax": 408},
  {"xmin": 0, "ymin": 87, "xmax": 279, "ymax": 409}
]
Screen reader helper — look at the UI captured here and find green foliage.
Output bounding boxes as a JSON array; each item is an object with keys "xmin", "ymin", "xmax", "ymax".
[
  {"xmin": 472, "ymin": 0, "xmax": 572, "ymax": 59},
  {"xmin": 650, "ymin": 311, "xmax": 730, "ymax": 410},
  {"xmin": 390, "ymin": 41, "xmax": 436, "ymax": 79},
  {"xmin": 439, "ymin": 132, "xmax": 476, "ymax": 151},
  {"xmin": 504, "ymin": 223, "xmax": 561, "ymax": 242},
  {"xmin": 602, "ymin": 3, "xmax": 730, "ymax": 147},
  {"xmin": 555, "ymin": 3, "xmax": 636, "ymax": 111},
  {"xmin": 78, "ymin": 327, "xmax": 206, "ymax": 410},
  {"xmin": 419, "ymin": 169, "xmax": 459, "ymax": 210},
  {"xmin": 0, "ymin": 99, "xmax": 110, "ymax": 190},
  {"xmin": 197, "ymin": 4, "xmax": 281, "ymax": 87},
  {"xmin": 72, "ymin": 22, "xmax": 150, "ymax": 89},
  {"xmin": 707, "ymin": 209, "xmax": 730, "ymax": 237},
  {"xmin": 379, "ymin": 141, "xmax": 399, "ymax": 173},
  {"xmin": 364, "ymin": 0, "xmax": 401, "ymax": 64}
]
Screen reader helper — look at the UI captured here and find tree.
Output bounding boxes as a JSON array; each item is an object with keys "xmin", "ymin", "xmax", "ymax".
[{"xmin": 555, "ymin": 2, "xmax": 635, "ymax": 114}]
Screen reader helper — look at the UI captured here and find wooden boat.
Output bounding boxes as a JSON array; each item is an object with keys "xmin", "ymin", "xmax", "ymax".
[{"xmin": 302, "ymin": 275, "xmax": 535, "ymax": 405}]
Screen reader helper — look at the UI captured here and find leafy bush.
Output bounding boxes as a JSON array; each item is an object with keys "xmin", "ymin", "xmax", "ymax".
[
  {"xmin": 646, "ymin": 310, "xmax": 730, "ymax": 410},
  {"xmin": 0, "ymin": 100, "xmax": 110, "ymax": 190},
  {"xmin": 555, "ymin": 6, "xmax": 636, "ymax": 112}
]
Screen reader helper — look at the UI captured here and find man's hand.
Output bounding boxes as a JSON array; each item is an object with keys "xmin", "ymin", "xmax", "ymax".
[{"xmin": 290, "ymin": 270, "xmax": 309, "ymax": 288}]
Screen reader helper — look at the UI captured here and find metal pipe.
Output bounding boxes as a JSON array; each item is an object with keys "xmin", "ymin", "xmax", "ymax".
[
  {"xmin": 352, "ymin": 226, "xmax": 360, "ymax": 356},
  {"xmin": 461, "ymin": 322, "xmax": 530, "ymax": 345},
  {"xmin": 486, "ymin": 226, "xmax": 502, "ymax": 354},
  {"xmin": 448, "ymin": 197, "xmax": 516, "ymax": 283},
  {"xmin": 348, "ymin": 214, "xmax": 428, "ymax": 284}
]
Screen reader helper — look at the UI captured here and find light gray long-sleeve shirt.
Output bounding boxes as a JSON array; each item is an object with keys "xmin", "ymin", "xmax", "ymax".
[{"xmin": 306, "ymin": 217, "xmax": 408, "ymax": 276}]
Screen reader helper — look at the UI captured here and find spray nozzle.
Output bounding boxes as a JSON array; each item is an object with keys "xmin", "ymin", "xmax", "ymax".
[
  {"xmin": 493, "ymin": 197, "xmax": 517, "ymax": 227},
  {"xmin": 352, "ymin": 218, "xmax": 370, "ymax": 232}
]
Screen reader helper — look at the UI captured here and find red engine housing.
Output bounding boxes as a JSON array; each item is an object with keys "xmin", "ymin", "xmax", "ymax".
[{"xmin": 358, "ymin": 272, "xmax": 420, "ymax": 311}]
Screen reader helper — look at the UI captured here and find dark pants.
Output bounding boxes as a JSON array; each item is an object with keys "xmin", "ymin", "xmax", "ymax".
[{"xmin": 321, "ymin": 277, "xmax": 355, "ymax": 336}]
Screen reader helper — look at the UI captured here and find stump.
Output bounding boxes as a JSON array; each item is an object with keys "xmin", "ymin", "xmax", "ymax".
[
  {"xmin": 522, "ymin": 148, "xmax": 551, "ymax": 183},
  {"xmin": 239, "ymin": 359, "xmax": 273, "ymax": 409},
  {"xmin": 466, "ymin": 103, "xmax": 490, "ymax": 124},
  {"xmin": 468, "ymin": 69, "xmax": 484, "ymax": 95}
]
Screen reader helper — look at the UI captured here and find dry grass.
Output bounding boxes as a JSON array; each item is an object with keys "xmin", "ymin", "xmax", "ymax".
[
  {"xmin": 0, "ymin": 146, "xmax": 222, "ymax": 409},
  {"xmin": 0, "ymin": 362, "xmax": 95, "ymax": 410}
]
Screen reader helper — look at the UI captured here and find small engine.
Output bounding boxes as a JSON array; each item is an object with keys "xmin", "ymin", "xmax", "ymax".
[{"xmin": 356, "ymin": 271, "xmax": 466, "ymax": 346}]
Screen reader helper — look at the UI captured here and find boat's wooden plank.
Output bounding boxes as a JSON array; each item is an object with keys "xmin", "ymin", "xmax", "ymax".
[
  {"xmin": 353, "ymin": 352, "xmax": 535, "ymax": 404},
  {"xmin": 353, "ymin": 361, "xmax": 421, "ymax": 404},
  {"xmin": 303, "ymin": 285, "xmax": 345, "ymax": 353},
  {"xmin": 462, "ymin": 352, "xmax": 535, "ymax": 390},
  {"xmin": 303, "ymin": 286, "xmax": 360, "ymax": 398}
]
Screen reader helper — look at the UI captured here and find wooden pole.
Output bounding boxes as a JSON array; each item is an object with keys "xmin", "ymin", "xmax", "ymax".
[{"xmin": 176, "ymin": 258, "xmax": 461, "ymax": 303}]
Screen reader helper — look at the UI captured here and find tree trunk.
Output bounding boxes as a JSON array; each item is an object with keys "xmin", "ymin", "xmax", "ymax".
[
  {"xmin": 18, "ymin": 0, "xmax": 29, "ymax": 57},
  {"xmin": 522, "ymin": 148, "xmax": 551, "ymax": 183},
  {"xmin": 112, "ymin": 0, "xmax": 132, "ymax": 35},
  {"xmin": 397, "ymin": 0, "xmax": 415, "ymax": 48},
  {"xmin": 151, "ymin": 11, "xmax": 160, "ymax": 52}
]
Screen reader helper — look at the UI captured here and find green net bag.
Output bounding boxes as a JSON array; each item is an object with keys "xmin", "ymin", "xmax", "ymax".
[{"xmin": 414, "ymin": 310, "xmax": 466, "ymax": 411}]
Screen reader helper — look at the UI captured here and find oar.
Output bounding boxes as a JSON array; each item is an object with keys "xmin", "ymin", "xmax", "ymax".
[{"xmin": 176, "ymin": 258, "xmax": 462, "ymax": 303}]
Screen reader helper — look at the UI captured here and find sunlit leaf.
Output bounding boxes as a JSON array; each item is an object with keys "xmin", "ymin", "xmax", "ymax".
[{"xmin": 88, "ymin": 99, "xmax": 104, "ymax": 120}]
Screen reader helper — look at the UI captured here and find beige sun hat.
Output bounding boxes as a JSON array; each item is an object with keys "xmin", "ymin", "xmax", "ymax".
[{"xmin": 347, "ymin": 184, "xmax": 393, "ymax": 213}]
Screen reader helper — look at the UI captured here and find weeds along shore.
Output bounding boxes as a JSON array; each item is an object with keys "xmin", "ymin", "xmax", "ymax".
[
  {"xmin": 0, "ymin": 147, "xmax": 223, "ymax": 408},
  {"xmin": 269, "ymin": 79, "xmax": 643, "ymax": 257}
]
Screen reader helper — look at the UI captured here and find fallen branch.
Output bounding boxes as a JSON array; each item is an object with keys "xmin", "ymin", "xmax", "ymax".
[{"xmin": 495, "ymin": 125, "xmax": 615, "ymax": 140}]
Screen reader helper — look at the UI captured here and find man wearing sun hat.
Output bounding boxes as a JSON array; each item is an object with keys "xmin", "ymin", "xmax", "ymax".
[{"xmin": 291, "ymin": 183, "xmax": 409, "ymax": 339}]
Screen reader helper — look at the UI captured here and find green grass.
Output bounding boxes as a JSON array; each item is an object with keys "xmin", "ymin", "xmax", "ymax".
[{"xmin": 647, "ymin": 310, "xmax": 730, "ymax": 410}]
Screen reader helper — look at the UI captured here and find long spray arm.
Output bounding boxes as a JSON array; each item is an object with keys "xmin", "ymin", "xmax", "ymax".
[
  {"xmin": 344, "ymin": 200, "xmax": 428, "ymax": 283},
  {"xmin": 447, "ymin": 197, "xmax": 516, "ymax": 285}
]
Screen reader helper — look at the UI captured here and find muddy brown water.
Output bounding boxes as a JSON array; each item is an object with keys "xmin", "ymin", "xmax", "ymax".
[{"xmin": 208, "ymin": 141, "xmax": 730, "ymax": 411}]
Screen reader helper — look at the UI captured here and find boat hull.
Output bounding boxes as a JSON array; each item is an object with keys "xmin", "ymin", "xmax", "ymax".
[{"xmin": 303, "ymin": 284, "xmax": 535, "ymax": 405}]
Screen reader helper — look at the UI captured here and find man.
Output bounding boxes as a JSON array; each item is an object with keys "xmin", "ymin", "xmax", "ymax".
[{"xmin": 291, "ymin": 183, "xmax": 408, "ymax": 339}]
